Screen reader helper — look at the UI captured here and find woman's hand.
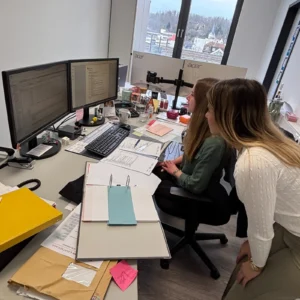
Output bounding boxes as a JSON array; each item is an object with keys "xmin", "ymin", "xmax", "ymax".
[
  {"xmin": 162, "ymin": 161, "xmax": 179, "ymax": 175},
  {"xmin": 236, "ymin": 240, "xmax": 251, "ymax": 264},
  {"xmin": 237, "ymin": 260, "xmax": 262, "ymax": 287},
  {"xmin": 156, "ymin": 161, "xmax": 165, "ymax": 168}
]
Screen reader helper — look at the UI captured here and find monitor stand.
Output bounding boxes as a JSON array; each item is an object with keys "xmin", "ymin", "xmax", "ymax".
[
  {"xmin": 20, "ymin": 137, "xmax": 61, "ymax": 160},
  {"xmin": 78, "ymin": 107, "xmax": 105, "ymax": 127}
]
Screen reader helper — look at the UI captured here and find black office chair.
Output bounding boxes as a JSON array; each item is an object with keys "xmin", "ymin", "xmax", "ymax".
[{"xmin": 157, "ymin": 150, "xmax": 236, "ymax": 280}]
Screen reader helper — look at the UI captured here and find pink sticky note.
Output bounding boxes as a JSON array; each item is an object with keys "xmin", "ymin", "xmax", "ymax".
[
  {"xmin": 76, "ymin": 108, "xmax": 84, "ymax": 121},
  {"xmin": 110, "ymin": 260, "xmax": 138, "ymax": 291}
]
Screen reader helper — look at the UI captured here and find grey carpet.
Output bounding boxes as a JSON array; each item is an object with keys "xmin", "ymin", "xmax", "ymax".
[{"xmin": 138, "ymin": 216, "xmax": 242, "ymax": 300}]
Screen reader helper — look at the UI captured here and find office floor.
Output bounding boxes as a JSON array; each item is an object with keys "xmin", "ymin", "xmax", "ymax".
[{"xmin": 138, "ymin": 216, "xmax": 242, "ymax": 300}]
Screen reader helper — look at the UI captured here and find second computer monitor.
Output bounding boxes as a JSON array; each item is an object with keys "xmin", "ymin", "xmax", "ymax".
[{"xmin": 70, "ymin": 58, "xmax": 118, "ymax": 111}]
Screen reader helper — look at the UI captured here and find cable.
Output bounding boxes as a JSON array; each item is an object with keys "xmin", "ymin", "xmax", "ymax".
[
  {"xmin": 17, "ymin": 179, "xmax": 41, "ymax": 191},
  {"xmin": 53, "ymin": 113, "xmax": 76, "ymax": 131}
]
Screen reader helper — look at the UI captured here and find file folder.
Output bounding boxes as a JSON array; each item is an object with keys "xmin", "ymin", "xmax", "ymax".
[
  {"xmin": 108, "ymin": 186, "xmax": 137, "ymax": 226},
  {"xmin": 0, "ymin": 188, "xmax": 63, "ymax": 253}
]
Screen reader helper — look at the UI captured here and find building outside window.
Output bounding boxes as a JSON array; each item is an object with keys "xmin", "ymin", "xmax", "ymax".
[{"xmin": 133, "ymin": 0, "xmax": 242, "ymax": 64}]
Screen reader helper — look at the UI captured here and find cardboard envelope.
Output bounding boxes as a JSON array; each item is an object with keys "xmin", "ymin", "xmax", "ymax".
[{"xmin": 9, "ymin": 247, "xmax": 117, "ymax": 300}]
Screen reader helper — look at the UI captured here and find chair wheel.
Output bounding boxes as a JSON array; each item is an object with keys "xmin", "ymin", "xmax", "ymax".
[
  {"xmin": 160, "ymin": 259, "xmax": 170, "ymax": 270},
  {"xmin": 210, "ymin": 269, "xmax": 220, "ymax": 280},
  {"xmin": 220, "ymin": 237, "xmax": 228, "ymax": 245}
]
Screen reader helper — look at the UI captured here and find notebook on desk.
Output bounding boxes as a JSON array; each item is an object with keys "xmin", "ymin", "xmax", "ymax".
[{"xmin": 0, "ymin": 188, "xmax": 63, "ymax": 253}]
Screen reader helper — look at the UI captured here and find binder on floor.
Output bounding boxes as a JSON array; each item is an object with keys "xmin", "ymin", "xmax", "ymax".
[{"xmin": 0, "ymin": 188, "xmax": 63, "ymax": 253}]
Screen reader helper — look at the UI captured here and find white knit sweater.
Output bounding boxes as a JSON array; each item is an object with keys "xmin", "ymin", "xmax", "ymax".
[{"xmin": 234, "ymin": 147, "xmax": 300, "ymax": 267}]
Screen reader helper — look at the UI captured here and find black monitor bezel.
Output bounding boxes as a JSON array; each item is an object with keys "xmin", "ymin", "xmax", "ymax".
[
  {"xmin": 69, "ymin": 58, "xmax": 119, "ymax": 112},
  {"xmin": 2, "ymin": 61, "xmax": 71, "ymax": 149}
]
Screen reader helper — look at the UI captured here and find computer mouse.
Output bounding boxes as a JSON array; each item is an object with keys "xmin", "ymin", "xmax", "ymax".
[{"xmin": 119, "ymin": 123, "xmax": 131, "ymax": 131}]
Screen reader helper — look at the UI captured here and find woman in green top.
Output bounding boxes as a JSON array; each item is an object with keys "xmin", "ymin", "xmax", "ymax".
[{"xmin": 154, "ymin": 78, "xmax": 227, "ymax": 218}]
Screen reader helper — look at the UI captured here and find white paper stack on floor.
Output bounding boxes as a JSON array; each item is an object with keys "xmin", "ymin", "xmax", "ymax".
[{"xmin": 86, "ymin": 162, "xmax": 161, "ymax": 195}]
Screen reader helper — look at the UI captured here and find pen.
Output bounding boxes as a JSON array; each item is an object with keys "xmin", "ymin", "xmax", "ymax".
[{"xmin": 134, "ymin": 139, "xmax": 140, "ymax": 148}]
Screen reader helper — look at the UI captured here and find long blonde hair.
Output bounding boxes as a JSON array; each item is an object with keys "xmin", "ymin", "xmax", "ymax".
[
  {"xmin": 184, "ymin": 78, "xmax": 219, "ymax": 161},
  {"xmin": 207, "ymin": 79, "xmax": 300, "ymax": 167}
]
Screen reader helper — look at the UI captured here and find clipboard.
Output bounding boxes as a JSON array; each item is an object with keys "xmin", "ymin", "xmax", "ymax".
[{"xmin": 75, "ymin": 162, "xmax": 170, "ymax": 261}]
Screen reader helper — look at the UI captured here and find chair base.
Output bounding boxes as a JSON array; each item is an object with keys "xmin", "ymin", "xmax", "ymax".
[{"xmin": 161, "ymin": 222, "xmax": 228, "ymax": 279}]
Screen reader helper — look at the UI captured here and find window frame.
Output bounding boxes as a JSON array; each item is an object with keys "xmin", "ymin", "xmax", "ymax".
[
  {"xmin": 263, "ymin": 0, "xmax": 300, "ymax": 95},
  {"xmin": 150, "ymin": 0, "xmax": 245, "ymax": 64}
]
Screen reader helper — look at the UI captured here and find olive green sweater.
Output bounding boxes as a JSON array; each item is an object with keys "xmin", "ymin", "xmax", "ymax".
[{"xmin": 177, "ymin": 136, "xmax": 226, "ymax": 195}]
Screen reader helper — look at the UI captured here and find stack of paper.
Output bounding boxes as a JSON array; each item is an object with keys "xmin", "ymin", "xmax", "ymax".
[
  {"xmin": 147, "ymin": 123, "xmax": 173, "ymax": 137},
  {"xmin": 133, "ymin": 120, "xmax": 184, "ymax": 143},
  {"xmin": 86, "ymin": 162, "xmax": 161, "ymax": 195},
  {"xmin": 118, "ymin": 137, "xmax": 161, "ymax": 158},
  {"xmin": 41, "ymin": 204, "xmax": 103, "ymax": 269},
  {"xmin": 101, "ymin": 149, "xmax": 157, "ymax": 176}
]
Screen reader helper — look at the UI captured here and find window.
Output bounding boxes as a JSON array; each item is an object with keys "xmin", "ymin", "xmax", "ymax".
[{"xmin": 133, "ymin": 0, "xmax": 243, "ymax": 64}]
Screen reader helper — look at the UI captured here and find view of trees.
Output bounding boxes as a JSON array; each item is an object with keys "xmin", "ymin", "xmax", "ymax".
[{"xmin": 148, "ymin": 10, "xmax": 232, "ymax": 42}]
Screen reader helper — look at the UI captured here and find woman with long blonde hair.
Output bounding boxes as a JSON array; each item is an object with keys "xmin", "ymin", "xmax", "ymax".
[
  {"xmin": 205, "ymin": 78, "xmax": 300, "ymax": 300},
  {"xmin": 154, "ymin": 78, "xmax": 228, "ymax": 219}
]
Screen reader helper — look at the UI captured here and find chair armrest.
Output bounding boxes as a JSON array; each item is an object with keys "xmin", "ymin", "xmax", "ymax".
[{"xmin": 170, "ymin": 187, "xmax": 213, "ymax": 204}]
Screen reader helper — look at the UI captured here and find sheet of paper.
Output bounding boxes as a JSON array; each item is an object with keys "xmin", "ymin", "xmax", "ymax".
[
  {"xmin": 118, "ymin": 137, "xmax": 161, "ymax": 157},
  {"xmin": 76, "ymin": 108, "xmax": 84, "ymax": 121},
  {"xmin": 132, "ymin": 131, "xmax": 143, "ymax": 137},
  {"xmin": 65, "ymin": 202, "xmax": 77, "ymax": 211},
  {"xmin": 66, "ymin": 122, "xmax": 113, "ymax": 154},
  {"xmin": 110, "ymin": 260, "xmax": 138, "ymax": 292},
  {"xmin": 26, "ymin": 144, "xmax": 53, "ymax": 157},
  {"xmin": 154, "ymin": 120, "xmax": 186, "ymax": 136},
  {"xmin": 147, "ymin": 123, "xmax": 173, "ymax": 137},
  {"xmin": 134, "ymin": 125, "xmax": 177, "ymax": 143},
  {"xmin": 101, "ymin": 149, "xmax": 157, "ymax": 176},
  {"xmin": 41, "ymin": 204, "xmax": 102, "ymax": 269},
  {"xmin": 17, "ymin": 287, "xmax": 54, "ymax": 300},
  {"xmin": 82, "ymin": 185, "xmax": 160, "ymax": 222},
  {"xmin": 86, "ymin": 162, "xmax": 161, "ymax": 195}
]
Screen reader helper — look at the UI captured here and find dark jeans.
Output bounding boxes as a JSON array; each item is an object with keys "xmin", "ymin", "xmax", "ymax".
[
  {"xmin": 153, "ymin": 167, "xmax": 189, "ymax": 219},
  {"xmin": 153, "ymin": 168, "xmax": 230, "ymax": 225}
]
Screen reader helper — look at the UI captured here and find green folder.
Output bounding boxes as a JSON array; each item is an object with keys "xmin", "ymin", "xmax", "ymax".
[{"xmin": 107, "ymin": 186, "xmax": 137, "ymax": 226}]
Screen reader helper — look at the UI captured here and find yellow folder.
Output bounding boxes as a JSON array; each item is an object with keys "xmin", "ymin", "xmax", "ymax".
[{"xmin": 0, "ymin": 188, "xmax": 63, "ymax": 253}]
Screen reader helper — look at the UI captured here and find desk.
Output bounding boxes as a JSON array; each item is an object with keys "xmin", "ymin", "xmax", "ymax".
[{"xmin": 0, "ymin": 117, "xmax": 147, "ymax": 300}]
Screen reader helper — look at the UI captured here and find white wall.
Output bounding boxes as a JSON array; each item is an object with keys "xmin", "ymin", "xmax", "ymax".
[
  {"xmin": 272, "ymin": 11, "xmax": 300, "ymax": 114},
  {"xmin": 0, "ymin": 0, "xmax": 111, "ymax": 147},
  {"xmin": 109, "ymin": 0, "xmax": 137, "ymax": 68},
  {"xmin": 227, "ymin": 0, "xmax": 282, "ymax": 80},
  {"xmin": 256, "ymin": 0, "xmax": 295, "ymax": 83}
]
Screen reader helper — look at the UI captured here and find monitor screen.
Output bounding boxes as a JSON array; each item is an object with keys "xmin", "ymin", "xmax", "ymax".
[
  {"xmin": 70, "ymin": 59, "xmax": 118, "ymax": 110},
  {"xmin": 3, "ymin": 62, "xmax": 69, "ymax": 147}
]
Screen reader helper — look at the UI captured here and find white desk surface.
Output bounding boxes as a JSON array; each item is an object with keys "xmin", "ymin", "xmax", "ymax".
[{"xmin": 0, "ymin": 117, "xmax": 158, "ymax": 300}]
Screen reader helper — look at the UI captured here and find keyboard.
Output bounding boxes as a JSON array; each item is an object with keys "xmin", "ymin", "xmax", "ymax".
[{"xmin": 85, "ymin": 125, "xmax": 130, "ymax": 157}]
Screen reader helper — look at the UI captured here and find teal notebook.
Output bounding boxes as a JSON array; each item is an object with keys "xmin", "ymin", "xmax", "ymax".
[{"xmin": 107, "ymin": 186, "xmax": 137, "ymax": 226}]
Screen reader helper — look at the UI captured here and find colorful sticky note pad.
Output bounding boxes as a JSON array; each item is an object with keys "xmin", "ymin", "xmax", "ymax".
[{"xmin": 110, "ymin": 260, "xmax": 138, "ymax": 291}]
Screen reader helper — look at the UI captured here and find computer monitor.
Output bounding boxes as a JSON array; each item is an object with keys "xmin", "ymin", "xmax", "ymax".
[
  {"xmin": 2, "ymin": 61, "xmax": 70, "ymax": 159},
  {"xmin": 70, "ymin": 58, "xmax": 119, "ymax": 126}
]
